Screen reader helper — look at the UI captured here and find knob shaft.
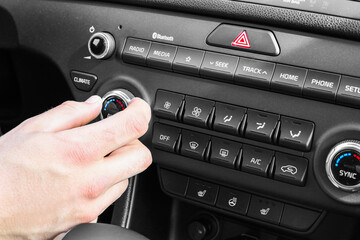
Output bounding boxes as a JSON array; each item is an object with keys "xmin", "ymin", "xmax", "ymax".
[
  {"xmin": 326, "ymin": 140, "xmax": 360, "ymax": 192},
  {"xmin": 101, "ymin": 89, "xmax": 134, "ymax": 119},
  {"xmin": 88, "ymin": 32, "xmax": 115, "ymax": 59}
]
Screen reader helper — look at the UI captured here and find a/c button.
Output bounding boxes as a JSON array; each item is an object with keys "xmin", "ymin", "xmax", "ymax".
[{"xmin": 337, "ymin": 76, "xmax": 360, "ymax": 108}]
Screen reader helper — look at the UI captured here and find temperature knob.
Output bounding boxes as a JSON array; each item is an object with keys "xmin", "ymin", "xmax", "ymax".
[
  {"xmin": 88, "ymin": 32, "xmax": 115, "ymax": 59},
  {"xmin": 101, "ymin": 89, "xmax": 134, "ymax": 119},
  {"xmin": 326, "ymin": 140, "xmax": 360, "ymax": 192}
]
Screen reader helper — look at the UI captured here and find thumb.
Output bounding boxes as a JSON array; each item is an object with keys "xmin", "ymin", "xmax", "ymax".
[{"xmin": 26, "ymin": 95, "xmax": 102, "ymax": 132}]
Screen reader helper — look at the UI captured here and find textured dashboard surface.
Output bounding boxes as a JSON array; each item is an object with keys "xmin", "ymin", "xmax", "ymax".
[{"xmin": 102, "ymin": 0, "xmax": 360, "ymax": 41}]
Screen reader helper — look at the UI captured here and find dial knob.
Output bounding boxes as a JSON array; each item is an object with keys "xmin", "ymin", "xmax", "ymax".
[
  {"xmin": 101, "ymin": 89, "xmax": 134, "ymax": 119},
  {"xmin": 326, "ymin": 140, "xmax": 360, "ymax": 192},
  {"xmin": 88, "ymin": 32, "xmax": 115, "ymax": 59}
]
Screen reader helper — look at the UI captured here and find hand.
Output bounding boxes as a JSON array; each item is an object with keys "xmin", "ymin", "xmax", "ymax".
[{"xmin": 0, "ymin": 96, "xmax": 152, "ymax": 240}]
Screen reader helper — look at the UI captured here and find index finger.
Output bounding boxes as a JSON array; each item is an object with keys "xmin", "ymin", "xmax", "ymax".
[{"xmin": 62, "ymin": 97, "xmax": 151, "ymax": 160}]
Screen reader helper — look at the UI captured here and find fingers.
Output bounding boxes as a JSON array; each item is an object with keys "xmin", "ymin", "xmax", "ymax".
[
  {"xmin": 23, "ymin": 96, "xmax": 102, "ymax": 132},
  {"xmin": 65, "ymin": 98, "xmax": 151, "ymax": 159}
]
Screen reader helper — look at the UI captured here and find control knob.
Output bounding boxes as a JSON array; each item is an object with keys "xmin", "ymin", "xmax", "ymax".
[
  {"xmin": 101, "ymin": 89, "xmax": 135, "ymax": 119},
  {"xmin": 326, "ymin": 140, "xmax": 360, "ymax": 192},
  {"xmin": 88, "ymin": 32, "xmax": 116, "ymax": 59}
]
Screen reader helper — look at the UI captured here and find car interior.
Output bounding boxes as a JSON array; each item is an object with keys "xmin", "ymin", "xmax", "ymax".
[{"xmin": 2, "ymin": 0, "xmax": 360, "ymax": 239}]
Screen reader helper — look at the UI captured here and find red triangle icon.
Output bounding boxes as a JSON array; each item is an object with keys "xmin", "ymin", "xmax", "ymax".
[{"xmin": 231, "ymin": 31, "xmax": 251, "ymax": 48}]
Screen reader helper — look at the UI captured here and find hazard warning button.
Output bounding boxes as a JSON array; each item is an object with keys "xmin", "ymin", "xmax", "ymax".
[{"xmin": 207, "ymin": 24, "xmax": 280, "ymax": 56}]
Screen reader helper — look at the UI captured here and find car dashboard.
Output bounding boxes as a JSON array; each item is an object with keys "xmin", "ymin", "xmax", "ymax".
[{"xmin": 1, "ymin": 0, "xmax": 360, "ymax": 239}]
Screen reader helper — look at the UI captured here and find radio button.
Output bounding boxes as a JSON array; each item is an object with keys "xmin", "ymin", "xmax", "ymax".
[
  {"xmin": 147, "ymin": 42, "xmax": 177, "ymax": 70},
  {"xmin": 200, "ymin": 52, "xmax": 239, "ymax": 82},
  {"xmin": 122, "ymin": 38, "xmax": 151, "ymax": 65},
  {"xmin": 303, "ymin": 70, "xmax": 341, "ymax": 102},
  {"xmin": 271, "ymin": 65, "xmax": 307, "ymax": 95},
  {"xmin": 235, "ymin": 58, "xmax": 275, "ymax": 89},
  {"xmin": 336, "ymin": 76, "xmax": 360, "ymax": 108},
  {"xmin": 173, "ymin": 47, "xmax": 205, "ymax": 75}
]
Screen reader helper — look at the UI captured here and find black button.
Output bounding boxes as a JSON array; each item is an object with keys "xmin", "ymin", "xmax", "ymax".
[
  {"xmin": 234, "ymin": 58, "xmax": 275, "ymax": 89},
  {"xmin": 279, "ymin": 117, "xmax": 314, "ymax": 152},
  {"xmin": 247, "ymin": 196, "xmax": 284, "ymax": 224},
  {"xmin": 153, "ymin": 90, "xmax": 184, "ymax": 121},
  {"xmin": 160, "ymin": 169, "xmax": 189, "ymax": 197},
  {"xmin": 181, "ymin": 130, "xmax": 210, "ymax": 161},
  {"xmin": 200, "ymin": 52, "xmax": 239, "ymax": 82},
  {"xmin": 274, "ymin": 152, "xmax": 308, "ymax": 186},
  {"xmin": 303, "ymin": 70, "xmax": 341, "ymax": 102},
  {"xmin": 213, "ymin": 103, "xmax": 246, "ymax": 135},
  {"xmin": 152, "ymin": 123, "xmax": 180, "ymax": 152},
  {"xmin": 280, "ymin": 205, "xmax": 320, "ymax": 231},
  {"xmin": 241, "ymin": 145, "xmax": 274, "ymax": 177},
  {"xmin": 122, "ymin": 38, "xmax": 151, "ymax": 65},
  {"xmin": 245, "ymin": 110, "xmax": 279, "ymax": 144},
  {"xmin": 336, "ymin": 76, "xmax": 360, "ymax": 108},
  {"xmin": 146, "ymin": 42, "xmax": 177, "ymax": 70},
  {"xmin": 271, "ymin": 65, "xmax": 307, "ymax": 95},
  {"xmin": 70, "ymin": 71, "xmax": 97, "ymax": 92},
  {"xmin": 173, "ymin": 47, "xmax": 205, "ymax": 75},
  {"xmin": 216, "ymin": 187, "xmax": 251, "ymax": 215},
  {"xmin": 206, "ymin": 24, "xmax": 280, "ymax": 56},
  {"xmin": 186, "ymin": 178, "xmax": 219, "ymax": 205},
  {"xmin": 183, "ymin": 96, "xmax": 215, "ymax": 128},
  {"xmin": 210, "ymin": 137, "xmax": 242, "ymax": 168}
]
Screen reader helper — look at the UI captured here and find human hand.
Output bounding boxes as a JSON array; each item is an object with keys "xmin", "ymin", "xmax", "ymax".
[{"xmin": 0, "ymin": 96, "xmax": 152, "ymax": 240}]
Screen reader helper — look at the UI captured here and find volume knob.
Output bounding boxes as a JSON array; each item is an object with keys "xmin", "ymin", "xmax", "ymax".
[
  {"xmin": 325, "ymin": 140, "xmax": 360, "ymax": 192},
  {"xmin": 88, "ymin": 32, "xmax": 115, "ymax": 59}
]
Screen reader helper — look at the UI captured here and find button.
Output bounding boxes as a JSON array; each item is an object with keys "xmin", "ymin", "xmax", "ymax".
[
  {"xmin": 146, "ymin": 42, "xmax": 177, "ymax": 70},
  {"xmin": 122, "ymin": 38, "xmax": 151, "ymax": 65},
  {"xmin": 274, "ymin": 152, "xmax": 308, "ymax": 186},
  {"xmin": 183, "ymin": 96, "xmax": 215, "ymax": 128},
  {"xmin": 70, "ymin": 71, "xmax": 97, "ymax": 92},
  {"xmin": 152, "ymin": 123, "xmax": 181, "ymax": 152},
  {"xmin": 206, "ymin": 24, "xmax": 280, "ymax": 56},
  {"xmin": 213, "ymin": 103, "xmax": 246, "ymax": 135},
  {"xmin": 210, "ymin": 137, "xmax": 242, "ymax": 168},
  {"xmin": 200, "ymin": 52, "xmax": 239, "ymax": 82},
  {"xmin": 241, "ymin": 145, "xmax": 274, "ymax": 177},
  {"xmin": 245, "ymin": 110, "xmax": 279, "ymax": 144},
  {"xmin": 186, "ymin": 178, "xmax": 219, "ymax": 205},
  {"xmin": 336, "ymin": 76, "xmax": 360, "ymax": 108},
  {"xmin": 279, "ymin": 117, "xmax": 314, "ymax": 151},
  {"xmin": 153, "ymin": 90, "xmax": 184, "ymax": 121},
  {"xmin": 216, "ymin": 187, "xmax": 251, "ymax": 215},
  {"xmin": 234, "ymin": 58, "xmax": 275, "ymax": 89},
  {"xmin": 247, "ymin": 196, "xmax": 284, "ymax": 224},
  {"xmin": 303, "ymin": 70, "xmax": 341, "ymax": 102},
  {"xmin": 173, "ymin": 47, "xmax": 205, "ymax": 75},
  {"xmin": 280, "ymin": 205, "xmax": 320, "ymax": 231},
  {"xmin": 160, "ymin": 169, "xmax": 189, "ymax": 197},
  {"xmin": 181, "ymin": 130, "xmax": 210, "ymax": 161},
  {"xmin": 271, "ymin": 65, "xmax": 308, "ymax": 95}
]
